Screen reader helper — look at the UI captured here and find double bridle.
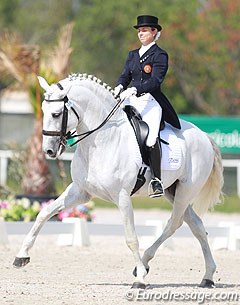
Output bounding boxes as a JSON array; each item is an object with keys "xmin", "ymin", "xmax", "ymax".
[
  {"xmin": 42, "ymin": 82, "xmax": 123, "ymax": 148},
  {"xmin": 42, "ymin": 83, "xmax": 80, "ymax": 152}
]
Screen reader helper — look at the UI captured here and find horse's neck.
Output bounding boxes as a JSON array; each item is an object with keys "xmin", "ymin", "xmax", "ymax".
[
  {"xmin": 69, "ymin": 79, "xmax": 140, "ymax": 184},
  {"xmin": 72, "ymin": 80, "xmax": 127, "ymax": 147}
]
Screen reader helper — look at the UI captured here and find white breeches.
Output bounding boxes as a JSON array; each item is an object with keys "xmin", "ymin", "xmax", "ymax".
[{"xmin": 123, "ymin": 93, "xmax": 162, "ymax": 147}]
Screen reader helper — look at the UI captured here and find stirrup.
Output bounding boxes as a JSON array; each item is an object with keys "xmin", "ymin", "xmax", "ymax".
[{"xmin": 148, "ymin": 178, "xmax": 164, "ymax": 198}]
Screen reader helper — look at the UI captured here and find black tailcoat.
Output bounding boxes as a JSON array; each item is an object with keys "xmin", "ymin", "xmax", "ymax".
[{"xmin": 117, "ymin": 44, "xmax": 181, "ymax": 129}]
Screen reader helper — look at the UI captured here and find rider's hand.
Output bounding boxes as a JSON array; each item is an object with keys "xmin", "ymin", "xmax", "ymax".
[
  {"xmin": 120, "ymin": 87, "xmax": 137, "ymax": 101},
  {"xmin": 113, "ymin": 84, "xmax": 123, "ymax": 97}
]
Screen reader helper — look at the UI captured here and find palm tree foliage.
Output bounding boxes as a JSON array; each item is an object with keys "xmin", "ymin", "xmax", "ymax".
[{"xmin": 0, "ymin": 23, "xmax": 73, "ymax": 195}]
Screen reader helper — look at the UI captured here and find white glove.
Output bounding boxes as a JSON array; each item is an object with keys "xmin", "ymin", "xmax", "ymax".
[
  {"xmin": 113, "ymin": 84, "xmax": 123, "ymax": 97},
  {"xmin": 120, "ymin": 87, "xmax": 137, "ymax": 101}
]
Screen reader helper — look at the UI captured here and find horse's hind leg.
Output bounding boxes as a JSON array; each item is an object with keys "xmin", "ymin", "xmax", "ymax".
[
  {"xmin": 183, "ymin": 206, "xmax": 216, "ymax": 287},
  {"xmin": 141, "ymin": 207, "xmax": 184, "ymax": 273},
  {"xmin": 141, "ymin": 183, "xmax": 202, "ymax": 274},
  {"xmin": 13, "ymin": 183, "xmax": 90, "ymax": 268}
]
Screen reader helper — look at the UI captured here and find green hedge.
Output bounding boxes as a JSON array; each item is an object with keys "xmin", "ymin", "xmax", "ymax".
[{"xmin": 93, "ymin": 196, "xmax": 240, "ymax": 214}]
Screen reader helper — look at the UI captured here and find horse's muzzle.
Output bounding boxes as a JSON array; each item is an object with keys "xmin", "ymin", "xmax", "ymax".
[{"xmin": 46, "ymin": 149, "xmax": 57, "ymax": 158}]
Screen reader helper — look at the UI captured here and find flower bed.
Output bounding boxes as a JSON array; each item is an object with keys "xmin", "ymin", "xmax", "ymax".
[
  {"xmin": 0, "ymin": 196, "xmax": 94, "ymax": 222},
  {"xmin": 57, "ymin": 201, "xmax": 95, "ymax": 222}
]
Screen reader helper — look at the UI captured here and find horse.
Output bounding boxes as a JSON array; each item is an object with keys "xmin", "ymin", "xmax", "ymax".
[{"xmin": 13, "ymin": 73, "xmax": 224, "ymax": 289}]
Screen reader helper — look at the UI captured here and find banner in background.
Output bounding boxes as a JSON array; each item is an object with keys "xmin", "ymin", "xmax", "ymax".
[{"xmin": 180, "ymin": 116, "xmax": 240, "ymax": 154}]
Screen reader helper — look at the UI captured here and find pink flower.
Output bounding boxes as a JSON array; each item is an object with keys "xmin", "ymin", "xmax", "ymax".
[
  {"xmin": 57, "ymin": 210, "xmax": 71, "ymax": 221},
  {"xmin": 0, "ymin": 201, "xmax": 9, "ymax": 209},
  {"xmin": 41, "ymin": 200, "xmax": 54, "ymax": 210}
]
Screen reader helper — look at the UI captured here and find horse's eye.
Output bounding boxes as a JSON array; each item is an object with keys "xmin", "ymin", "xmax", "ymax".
[{"xmin": 52, "ymin": 112, "xmax": 61, "ymax": 118}]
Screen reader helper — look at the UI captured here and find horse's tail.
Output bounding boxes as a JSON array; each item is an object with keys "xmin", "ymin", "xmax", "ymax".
[{"xmin": 192, "ymin": 135, "xmax": 224, "ymax": 216}]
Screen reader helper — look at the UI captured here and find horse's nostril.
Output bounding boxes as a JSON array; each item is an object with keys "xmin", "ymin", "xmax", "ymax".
[{"xmin": 47, "ymin": 149, "xmax": 54, "ymax": 156}]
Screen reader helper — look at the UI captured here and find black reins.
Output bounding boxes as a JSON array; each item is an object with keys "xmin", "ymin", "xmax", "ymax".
[{"xmin": 42, "ymin": 82, "xmax": 123, "ymax": 147}]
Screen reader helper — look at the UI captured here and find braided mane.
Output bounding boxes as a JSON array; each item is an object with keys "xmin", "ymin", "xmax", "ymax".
[{"xmin": 66, "ymin": 73, "xmax": 121, "ymax": 105}]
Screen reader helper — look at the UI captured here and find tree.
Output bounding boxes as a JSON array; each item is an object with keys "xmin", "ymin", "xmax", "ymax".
[
  {"xmin": 0, "ymin": 23, "xmax": 74, "ymax": 195},
  {"xmin": 72, "ymin": 0, "xmax": 240, "ymax": 115},
  {"xmin": 0, "ymin": 33, "xmax": 54, "ymax": 195},
  {"xmin": 0, "ymin": 0, "xmax": 19, "ymax": 32},
  {"xmin": 1, "ymin": 0, "xmax": 239, "ymax": 117},
  {"xmin": 158, "ymin": 0, "xmax": 240, "ymax": 115}
]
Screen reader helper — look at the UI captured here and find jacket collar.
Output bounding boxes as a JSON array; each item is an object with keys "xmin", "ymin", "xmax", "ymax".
[
  {"xmin": 132, "ymin": 44, "xmax": 158, "ymax": 69},
  {"xmin": 139, "ymin": 41, "xmax": 155, "ymax": 57},
  {"xmin": 139, "ymin": 43, "xmax": 157, "ymax": 59}
]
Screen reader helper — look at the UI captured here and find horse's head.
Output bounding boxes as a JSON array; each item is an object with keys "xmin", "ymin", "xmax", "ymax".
[{"xmin": 38, "ymin": 76, "xmax": 80, "ymax": 158}]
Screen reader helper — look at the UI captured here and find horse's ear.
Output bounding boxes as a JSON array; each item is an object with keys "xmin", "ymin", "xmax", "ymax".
[{"xmin": 37, "ymin": 76, "xmax": 50, "ymax": 91}]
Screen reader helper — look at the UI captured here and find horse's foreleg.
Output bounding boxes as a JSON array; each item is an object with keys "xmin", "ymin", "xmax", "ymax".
[
  {"xmin": 13, "ymin": 183, "xmax": 90, "ymax": 268},
  {"xmin": 183, "ymin": 206, "xmax": 216, "ymax": 287},
  {"xmin": 118, "ymin": 191, "xmax": 147, "ymax": 289}
]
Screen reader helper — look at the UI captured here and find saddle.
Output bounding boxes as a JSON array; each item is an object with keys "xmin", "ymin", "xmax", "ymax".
[
  {"xmin": 123, "ymin": 105, "xmax": 165, "ymax": 195},
  {"xmin": 124, "ymin": 105, "xmax": 149, "ymax": 165}
]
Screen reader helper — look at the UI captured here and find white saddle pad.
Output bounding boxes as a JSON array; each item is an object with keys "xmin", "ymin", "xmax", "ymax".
[
  {"xmin": 160, "ymin": 124, "xmax": 182, "ymax": 171},
  {"xmin": 129, "ymin": 121, "xmax": 182, "ymax": 171}
]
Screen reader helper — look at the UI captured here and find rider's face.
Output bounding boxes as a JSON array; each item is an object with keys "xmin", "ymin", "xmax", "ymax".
[{"xmin": 137, "ymin": 27, "xmax": 157, "ymax": 46}]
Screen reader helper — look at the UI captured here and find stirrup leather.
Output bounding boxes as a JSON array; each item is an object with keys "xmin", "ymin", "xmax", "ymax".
[{"xmin": 148, "ymin": 177, "xmax": 164, "ymax": 198}]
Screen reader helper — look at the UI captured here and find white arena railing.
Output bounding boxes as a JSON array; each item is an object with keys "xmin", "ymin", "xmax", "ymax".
[{"xmin": 0, "ymin": 217, "xmax": 240, "ymax": 251}]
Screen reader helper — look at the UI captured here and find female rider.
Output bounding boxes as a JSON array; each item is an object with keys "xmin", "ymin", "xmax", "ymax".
[{"xmin": 114, "ymin": 15, "xmax": 181, "ymax": 197}]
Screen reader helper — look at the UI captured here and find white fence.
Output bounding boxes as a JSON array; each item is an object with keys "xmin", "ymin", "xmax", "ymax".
[
  {"xmin": 1, "ymin": 150, "xmax": 240, "ymax": 196},
  {"xmin": 0, "ymin": 218, "xmax": 240, "ymax": 251}
]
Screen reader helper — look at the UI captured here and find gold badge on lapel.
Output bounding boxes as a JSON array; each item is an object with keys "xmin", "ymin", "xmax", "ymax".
[{"xmin": 143, "ymin": 64, "xmax": 152, "ymax": 73}]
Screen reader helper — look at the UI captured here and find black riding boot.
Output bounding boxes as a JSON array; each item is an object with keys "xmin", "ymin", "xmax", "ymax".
[{"xmin": 148, "ymin": 138, "xmax": 164, "ymax": 198}]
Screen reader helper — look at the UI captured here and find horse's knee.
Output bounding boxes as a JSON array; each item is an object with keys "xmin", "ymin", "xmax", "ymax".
[
  {"xmin": 126, "ymin": 238, "xmax": 139, "ymax": 252},
  {"xmin": 36, "ymin": 208, "xmax": 48, "ymax": 222}
]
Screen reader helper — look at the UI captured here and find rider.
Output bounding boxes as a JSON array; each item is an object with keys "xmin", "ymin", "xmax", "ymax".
[{"xmin": 114, "ymin": 15, "xmax": 181, "ymax": 198}]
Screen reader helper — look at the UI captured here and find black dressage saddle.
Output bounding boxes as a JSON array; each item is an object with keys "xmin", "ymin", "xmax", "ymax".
[
  {"xmin": 124, "ymin": 105, "xmax": 149, "ymax": 165},
  {"xmin": 123, "ymin": 105, "xmax": 165, "ymax": 195}
]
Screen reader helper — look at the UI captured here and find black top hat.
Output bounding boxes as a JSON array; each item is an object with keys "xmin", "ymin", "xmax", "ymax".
[{"xmin": 133, "ymin": 15, "xmax": 162, "ymax": 31}]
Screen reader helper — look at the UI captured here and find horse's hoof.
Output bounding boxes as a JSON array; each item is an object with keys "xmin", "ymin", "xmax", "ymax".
[
  {"xmin": 199, "ymin": 279, "xmax": 215, "ymax": 288},
  {"xmin": 131, "ymin": 282, "xmax": 146, "ymax": 289},
  {"xmin": 13, "ymin": 257, "xmax": 30, "ymax": 268},
  {"xmin": 133, "ymin": 266, "xmax": 150, "ymax": 277}
]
